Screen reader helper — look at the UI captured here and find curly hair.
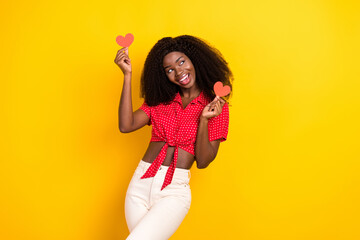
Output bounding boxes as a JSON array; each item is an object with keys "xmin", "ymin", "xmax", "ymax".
[{"xmin": 140, "ymin": 35, "xmax": 233, "ymax": 106}]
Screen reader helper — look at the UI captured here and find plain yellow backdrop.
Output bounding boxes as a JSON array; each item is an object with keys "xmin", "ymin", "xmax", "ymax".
[{"xmin": 1, "ymin": 0, "xmax": 359, "ymax": 239}]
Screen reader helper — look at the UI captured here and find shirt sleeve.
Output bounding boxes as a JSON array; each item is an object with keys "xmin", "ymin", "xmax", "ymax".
[
  {"xmin": 139, "ymin": 100, "xmax": 151, "ymax": 126},
  {"xmin": 208, "ymin": 102, "xmax": 229, "ymax": 142}
]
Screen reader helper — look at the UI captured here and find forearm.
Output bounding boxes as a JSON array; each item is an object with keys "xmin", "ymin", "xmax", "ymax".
[
  {"xmin": 118, "ymin": 73, "xmax": 134, "ymax": 132},
  {"xmin": 195, "ymin": 117, "xmax": 217, "ymax": 168}
]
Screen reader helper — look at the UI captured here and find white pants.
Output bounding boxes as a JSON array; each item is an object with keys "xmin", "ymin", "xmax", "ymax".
[{"xmin": 125, "ymin": 160, "xmax": 192, "ymax": 240}]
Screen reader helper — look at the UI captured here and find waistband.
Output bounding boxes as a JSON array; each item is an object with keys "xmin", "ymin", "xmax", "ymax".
[{"xmin": 136, "ymin": 159, "xmax": 191, "ymax": 180}]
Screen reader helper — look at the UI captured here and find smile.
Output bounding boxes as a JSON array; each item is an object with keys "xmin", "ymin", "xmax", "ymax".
[{"xmin": 178, "ymin": 73, "xmax": 190, "ymax": 85}]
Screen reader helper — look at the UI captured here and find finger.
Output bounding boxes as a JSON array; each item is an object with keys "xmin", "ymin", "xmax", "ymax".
[
  {"xmin": 120, "ymin": 53, "xmax": 129, "ymax": 59},
  {"xmin": 216, "ymin": 105, "xmax": 221, "ymax": 113},
  {"xmin": 205, "ymin": 101, "xmax": 212, "ymax": 110},
  {"xmin": 213, "ymin": 100, "xmax": 220, "ymax": 109},
  {"xmin": 207, "ymin": 103, "xmax": 215, "ymax": 112},
  {"xmin": 118, "ymin": 47, "xmax": 128, "ymax": 53},
  {"xmin": 211, "ymin": 106, "xmax": 217, "ymax": 115},
  {"xmin": 115, "ymin": 52, "xmax": 125, "ymax": 61},
  {"xmin": 212, "ymin": 102, "xmax": 219, "ymax": 113},
  {"xmin": 124, "ymin": 58, "xmax": 131, "ymax": 64},
  {"xmin": 121, "ymin": 47, "xmax": 129, "ymax": 56},
  {"xmin": 115, "ymin": 52, "xmax": 123, "ymax": 61},
  {"xmin": 119, "ymin": 52, "xmax": 130, "ymax": 62},
  {"xmin": 215, "ymin": 96, "xmax": 221, "ymax": 102},
  {"xmin": 209, "ymin": 100, "xmax": 219, "ymax": 109},
  {"xmin": 217, "ymin": 98, "xmax": 225, "ymax": 108},
  {"xmin": 220, "ymin": 101, "xmax": 225, "ymax": 108},
  {"xmin": 117, "ymin": 55, "xmax": 126, "ymax": 62},
  {"xmin": 208, "ymin": 103, "xmax": 216, "ymax": 112},
  {"xmin": 215, "ymin": 103, "xmax": 221, "ymax": 113}
]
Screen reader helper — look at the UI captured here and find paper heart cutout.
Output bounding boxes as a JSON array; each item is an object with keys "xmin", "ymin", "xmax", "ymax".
[
  {"xmin": 116, "ymin": 33, "xmax": 134, "ymax": 47},
  {"xmin": 214, "ymin": 81, "xmax": 231, "ymax": 97}
]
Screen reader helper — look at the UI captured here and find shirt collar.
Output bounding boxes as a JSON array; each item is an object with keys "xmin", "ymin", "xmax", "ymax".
[{"xmin": 173, "ymin": 91, "xmax": 209, "ymax": 107}]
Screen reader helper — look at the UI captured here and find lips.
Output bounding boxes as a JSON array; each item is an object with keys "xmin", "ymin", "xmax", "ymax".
[
  {"xmin": 178, "ymin": 73, "xmax": 190, "ymax": 85},
  {"xmin": 176, "ymin": 74, "xmax": 189, "ymax": 81}
]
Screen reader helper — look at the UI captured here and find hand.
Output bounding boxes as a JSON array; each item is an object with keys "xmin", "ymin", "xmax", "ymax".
[
  {"xmin": 114, "ymin": 47, "xmax": 132, "ymax": 75},
  {"xmin": 201, "ymin": 96, "xmax": 226, "ymax": 120}
]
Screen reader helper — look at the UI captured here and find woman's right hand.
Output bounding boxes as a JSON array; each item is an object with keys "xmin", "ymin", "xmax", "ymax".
[{"xmin": 114, "ymin": 47, "xmax": 132, "ymax": 75}]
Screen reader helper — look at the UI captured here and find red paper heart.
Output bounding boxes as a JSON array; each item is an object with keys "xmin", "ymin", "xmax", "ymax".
[
  {"xmin": 214, "ymin": 81, "xmax": 231, "ymax": 97},
  {"xmin": 116, "ymin": 33, "xmax": 134, "ymax": 47}
]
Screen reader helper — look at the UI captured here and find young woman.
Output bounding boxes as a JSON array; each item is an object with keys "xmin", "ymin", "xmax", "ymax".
[{"xmin": 114, "ymin": 35, "xmax": 233, "ymax": 240}]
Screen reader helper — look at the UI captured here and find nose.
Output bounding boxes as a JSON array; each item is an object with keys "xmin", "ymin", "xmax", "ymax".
[{"xmin": 175, "ymin": 66, "xmax": 183, "ymax": 76}]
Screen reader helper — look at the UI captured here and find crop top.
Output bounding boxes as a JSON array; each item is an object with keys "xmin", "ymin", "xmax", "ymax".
[{"xmin": 139, "ymin": 90, "xmax": 229, "ymax": 190}]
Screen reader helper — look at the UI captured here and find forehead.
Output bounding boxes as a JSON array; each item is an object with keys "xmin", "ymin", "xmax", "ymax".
[{"xmin": 163, "ymin": 51, "xmax": 188, "ymax": 64}]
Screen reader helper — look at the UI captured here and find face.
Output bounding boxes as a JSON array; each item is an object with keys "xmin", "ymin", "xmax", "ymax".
[{"xmin": 162, "ymin": 51, "xmax": 197, "ymax": 90}]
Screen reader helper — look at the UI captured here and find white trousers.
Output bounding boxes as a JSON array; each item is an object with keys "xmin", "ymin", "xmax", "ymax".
[{"xmin": 125, "ymin": 160, "xmax": 192, "ymax": 240}]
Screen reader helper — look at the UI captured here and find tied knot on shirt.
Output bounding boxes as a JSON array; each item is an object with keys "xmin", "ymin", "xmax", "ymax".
[
  {"xmin": 140, "ymin": 141, "xmax": 180, "ymax": 190},
  {"xmin": 166, "ymin": 139, "xmax": 177, "ymax": 147}
]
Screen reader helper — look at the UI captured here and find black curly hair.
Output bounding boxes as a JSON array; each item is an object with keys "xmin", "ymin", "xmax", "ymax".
[{"xmin": 140, "ymin": 35, "xmax": 233, "ymax": 106}]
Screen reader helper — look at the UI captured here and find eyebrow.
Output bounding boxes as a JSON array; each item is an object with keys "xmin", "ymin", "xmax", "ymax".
[{"xmin": 163, "ymin": 56, "xmax": 183, "ymax": 69}]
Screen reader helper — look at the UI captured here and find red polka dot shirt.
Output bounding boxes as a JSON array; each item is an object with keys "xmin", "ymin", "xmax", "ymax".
[{"xmin": 139, "ymin": 90, "xmax": 229, "ymax": 190}]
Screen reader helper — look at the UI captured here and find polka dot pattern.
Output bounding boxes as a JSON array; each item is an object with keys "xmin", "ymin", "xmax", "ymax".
[{"xmin": 139, "ymin": 91, "xmax": 229, "ymax": 190}]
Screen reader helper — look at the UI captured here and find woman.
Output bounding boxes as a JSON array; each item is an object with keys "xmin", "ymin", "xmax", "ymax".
[{"xmin": 114, "ymin": 35, "xmax": 233, "ymax": 240}]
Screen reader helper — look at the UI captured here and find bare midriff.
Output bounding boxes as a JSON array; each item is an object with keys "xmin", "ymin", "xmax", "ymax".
[{"xmin": 141, "ymin": 141, "xmax": 195, "ymax": 170}]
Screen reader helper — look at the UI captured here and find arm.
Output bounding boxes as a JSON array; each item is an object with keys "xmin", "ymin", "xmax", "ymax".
[
  {"xmin": 118, "ymin": 72, "xmax": 133, "ymax": 132},
  {"xmin": 195, "ymin": 116, "xmax": 221, "ymax": 168},
  {"xmin": 118, "ymin": 74, "xmax": 149, "ymax": 133},
  {"xmin": 195, "ymin": 96, "xmax": 227, "ymax": 168},
  {"xmin": 115, "ymin": 47, "xmax": 149, "ymax": 133}
]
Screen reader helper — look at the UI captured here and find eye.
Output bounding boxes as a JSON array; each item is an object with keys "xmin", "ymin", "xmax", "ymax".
[
  {"xmin": 179, "ymin": 60, "xmax": 185, "ymax": 65},
  {"xmin": 167, "ymin": 69, "xmax": 173, "ymax": 73}
]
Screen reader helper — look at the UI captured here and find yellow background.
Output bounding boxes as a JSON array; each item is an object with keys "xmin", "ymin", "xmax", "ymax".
[{"xmin": 1, "ymin": 0, "xmax": 359, "ymax": 239}]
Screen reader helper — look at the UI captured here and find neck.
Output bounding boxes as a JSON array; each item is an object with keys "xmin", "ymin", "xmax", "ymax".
[{"xmin": 180, "ymin": 85, "xmax": 201, "ymax": 99}]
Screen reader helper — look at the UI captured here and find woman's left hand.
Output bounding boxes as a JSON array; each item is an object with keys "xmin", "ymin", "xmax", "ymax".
[{"xmin": 201, "ymin": 96, "xmax": 226, "ymax": 120}]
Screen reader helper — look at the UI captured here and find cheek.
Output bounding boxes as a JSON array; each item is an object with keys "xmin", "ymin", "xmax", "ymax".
[
  {"xmin": 166, "ymin": 73, "xmax": 175, "ymax": 82},
  {"xmin": 186, "ymin": 63, "xmax": 195, "ymax": 71}
]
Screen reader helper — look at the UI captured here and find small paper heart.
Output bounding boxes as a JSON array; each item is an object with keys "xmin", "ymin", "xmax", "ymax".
[
  {"xmin": 214, "ymin": 81, "xmax": 231, "ymax": 97},
  {"xmin": 116, "ymin": 33, "xmax": 134, "ymax": 47}
]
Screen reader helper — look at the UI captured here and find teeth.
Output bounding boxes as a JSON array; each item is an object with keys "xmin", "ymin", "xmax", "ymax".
[{"xmin": 179, "ymin": 74, "xmax": 188, "ymax": 82}]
